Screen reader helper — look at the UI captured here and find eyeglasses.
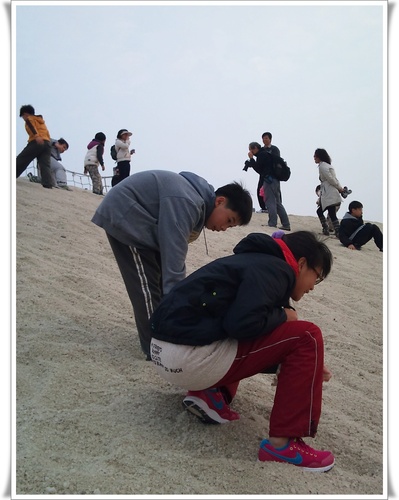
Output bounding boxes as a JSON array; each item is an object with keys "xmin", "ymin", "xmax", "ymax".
[{"xmin": 314, "ymin": 269, "xmax": 324, "ymax": 285}]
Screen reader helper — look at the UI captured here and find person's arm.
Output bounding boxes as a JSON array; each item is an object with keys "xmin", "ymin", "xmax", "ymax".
[
  {"xmin": 115, "ymin": 139, "xmax": 129, "ymax": 151},
  {"xmin": 271, "ymin": 145, "xmax": 280, "ymax": 156},
  {"xmin": 96, "ymin": 144, "xmax": 105, "ymax": 170},
  {"xmin": 223, "ymin": 264, "xmax": 295, "ymax": 339},
  {"xmin": 25, "ymin": 117, "xmax": 44, "ymax": 144},
  {"xmin": 338, "ymin": 219, "xmax": 354, "ymax": 247},
  {"xmin": 320, "ymin": 163, "xmax": 343, "ymax": 192},
  {"xmin": 157, "ymin": 197, "xmax": 203, "ymax": 294}
]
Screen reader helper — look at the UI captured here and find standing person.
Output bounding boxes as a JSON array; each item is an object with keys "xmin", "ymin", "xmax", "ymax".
[
  {"xmin": 314, "ymin": 148, "xmax": 348, "ymax": 237},
  {"xmin": 84, "ymin": 132, "xmax": 106, "ymax": 195},
  {"xmin": 247, "ymin": 142, "xmax": 291, "ymax": 230},
  {"xmin": 91, "ymin": 170, "xmax": 253, "ymax": 360},
  {"xmin": 16, "ymin": 104, "xmax": 53, "ymax": 189},
  {"xmin": 262, "ymin": 131, "xmax": 280, "ymax": 156},
  {"xmin": 150, "ymin": 231, "xmax": 334, "ymax": 472},
  {"xmin": 315, "ymin": 184, "xmax": 339, "ymax": 233},
  {"xmin": 112, "ymin": 129, "xmax": 135, "ymax": 187},
  {"xmin": 339, "ymin": 201, "xmax": 383, "ymax": 251},
  {"xmin": 49, "ymin": 138, "xmax": 72, "ymax": 190},
  {"xmin": 262, "ymin": 131, "xmax": 281, "ymax": 204}
]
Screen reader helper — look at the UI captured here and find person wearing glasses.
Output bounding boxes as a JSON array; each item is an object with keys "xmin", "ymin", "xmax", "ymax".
[{"xmin": 150, "ymin": 230, "xmax": 335, "ymax": 472}]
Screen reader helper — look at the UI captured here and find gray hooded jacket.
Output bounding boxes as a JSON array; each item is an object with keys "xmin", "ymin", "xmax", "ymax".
[{"xmin": 91, "ymin": 170, "xmax": 216, "ymax": 293}]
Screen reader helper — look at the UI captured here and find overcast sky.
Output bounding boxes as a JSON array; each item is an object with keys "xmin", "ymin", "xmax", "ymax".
[
  {"xmin": 5, "ymin": 0, "xmax": 398, "ymax": 492},
  {"xmin": 12, "ymin": 0, "xmax": 386, "ymax": 223}
]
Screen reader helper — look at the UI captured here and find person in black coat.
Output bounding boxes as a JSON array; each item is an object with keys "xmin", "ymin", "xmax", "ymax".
[
  {"xmin": 339, "ymin": 200, "xmax": 383, "ymax": 251},
  {"xmin": 150, "ymin": 230, "xmax": 336, "ymax": 472}
]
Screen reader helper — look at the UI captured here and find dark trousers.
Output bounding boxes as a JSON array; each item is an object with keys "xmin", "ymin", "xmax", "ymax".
[
  {"xmin": 316, "ymin": 204, "xmax": 339, "ymax": 223},
  {"xmin": 111, "ymin": 161, "xmax": 130, "ymax": 187},
  {"xmin": 16, "ymin": 140, "xmax": 53, "ymax": 188},
  {"xmin": 352, "ymin": 223, "xmax": 383, "ymax": 250},
  {"xmin": 106, "ymin": 234, "xmax": 162, "ymax": 357},
  {"xmin": 118, "ymin": 160, "xmax": 131, "ymax": 180}
]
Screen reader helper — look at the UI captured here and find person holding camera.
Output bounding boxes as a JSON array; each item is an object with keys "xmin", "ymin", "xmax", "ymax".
[{"xmin": 246, "ymin": 141, "xmax": 291, "ymax": 231}]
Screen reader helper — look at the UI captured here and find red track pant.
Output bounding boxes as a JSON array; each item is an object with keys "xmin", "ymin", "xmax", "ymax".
[{"xmin": 214, "ymin": 320, "xmax": 324, "ymax": 438}]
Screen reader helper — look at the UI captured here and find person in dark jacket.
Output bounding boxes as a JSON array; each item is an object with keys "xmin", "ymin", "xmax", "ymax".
[
  {"xmin": 150, "ymin": 230, "xmax": 335, "ymax": 472},
  {"xmin": 92, "ymin": 170, "xmax": 253, "ymax": 359},
  {"xmin": 246, "ymin": 141, "xmax": 291, "ymax": 230},
  {"xmin": 339, "ymin": 200, "xmax": 383, "ymax": 251}
]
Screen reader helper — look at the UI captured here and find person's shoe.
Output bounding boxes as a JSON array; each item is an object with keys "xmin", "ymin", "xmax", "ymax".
[
  {"xmin": 258, "ymin": 438, "xmax": 335, "ymax": 472},
  {"xmin": 278, "ymin": 226, "xmax": 291, "ymax": 231},
  {"xmin": 59, "ymin": 185, "xmax": 72, "ymax": 191},
  {"xmin": 341, "ymin": 186, "xmax": 352, "ymax": 199},
  {"xmin": 182, "ymin": 388, "xmax": 240, "ymax": 424},
  {"xmin": 322, "ymin": 227, "xmax": 330, "ymax": 236}
]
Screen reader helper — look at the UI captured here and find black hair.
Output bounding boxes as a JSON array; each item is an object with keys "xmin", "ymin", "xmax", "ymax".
[
  {"xmin": 249, "ymin": 142, "xmax": 262, "ymax": 151},
  {"xmin": 19, "ymin": 105, "xmax": 35, "ymax": 116},
  {"xmin": 94, "ymin": 132, "xmax": 106, "ymax": 142},
  {"xmin": 348, "ymin": 200, "xmax": 363, "ymax": 212},
  {"xmin": 117, "ymin": 129, "xmax": 130, "ymax": 139},
  {"xmin": 314, "ymin": 148, "xmax": 332, "ymax": 164},
  {"xmin": 215, "ymin": 182, "xmax": 253, "ymax": 225},
  {"xmin": 262, "ymin": 132, "xmax": 272, "ymax": 140},
  {"xmin": 282, "ymin": 231, "xmax": 333, "ymax": 280},
  {"xmin": 57, "ymin": 138, "xmax": 69, "ymax": 149}
]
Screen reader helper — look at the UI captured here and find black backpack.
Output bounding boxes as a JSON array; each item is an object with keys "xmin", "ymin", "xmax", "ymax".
[
  {"xmin": 110, "ymin": 145, "xmax": 117, "ymax": 161},
  {"xmin": 269, "ymin": 152, "xmax": 291, "ymax": 182}
]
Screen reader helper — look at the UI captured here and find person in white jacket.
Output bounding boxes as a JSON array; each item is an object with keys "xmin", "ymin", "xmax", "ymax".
[
  {"xmin": 112, "ymin": 129, "xmax": 135, "ymax": 186},
  {"xmin": 314, "ymin": 148, "xmax": 347, "ymax": 237}
]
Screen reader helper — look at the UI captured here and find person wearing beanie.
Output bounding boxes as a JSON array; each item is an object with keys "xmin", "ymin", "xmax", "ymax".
[
  {"xmin": 84, "ymin": 132, "xmax": 106, "ymax": 195},
  {"xmin": 111, "ymin": 129, "xmax": 135, "ymax": 187}
]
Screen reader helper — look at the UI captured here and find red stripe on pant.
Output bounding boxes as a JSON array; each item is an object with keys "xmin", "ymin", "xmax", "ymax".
[{"xmin": 214, "ymin": 320, "xmax": 324, "ymax": 438}]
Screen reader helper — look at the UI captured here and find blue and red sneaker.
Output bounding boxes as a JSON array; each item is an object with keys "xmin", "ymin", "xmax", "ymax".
[
  {"xmin": 182, "ymin": 388, "xmax": 240, "ymax": 424},
  {"xmin": 258, "ymin": 438, "xmax": 335, "ymax": 472}
]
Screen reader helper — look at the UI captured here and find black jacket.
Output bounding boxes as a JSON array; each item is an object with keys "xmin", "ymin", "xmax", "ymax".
[
  {"xmin": 150, "ymin": 233, "xmax": 296, "ymax": 346},
  {"xmin": 247, "ymin": 147, "xmax": 275, "ymax": 180},
  {"xmin": 339, "ymin": 212, "xmax": 365, "ymax": 247}
]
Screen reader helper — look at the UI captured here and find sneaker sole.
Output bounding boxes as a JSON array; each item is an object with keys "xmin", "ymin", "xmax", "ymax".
[
  {"xmin": 182, "ymin": 397, "xmax": 231, "ymax": 424},
  {"xmin": 257, "ymin": 458, "xmax": 335, "ymax": 473}
]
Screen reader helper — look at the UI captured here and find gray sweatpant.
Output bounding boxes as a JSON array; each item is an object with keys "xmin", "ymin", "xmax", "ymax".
[
  {"xmin": 50, "ymin": 157, "xmax": 68, "ymax": 187},
  {"xmin": 106, "ymin": 234, "xmax": 163, "ymax": 358}
]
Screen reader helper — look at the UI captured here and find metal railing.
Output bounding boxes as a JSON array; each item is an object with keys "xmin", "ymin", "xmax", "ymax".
[{"xmin": 24, "ymin": 161, "xmax": 113, "ymax": 193}]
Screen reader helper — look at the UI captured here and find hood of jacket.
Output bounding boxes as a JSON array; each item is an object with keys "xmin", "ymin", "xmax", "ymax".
[
  {"xmin": 179, "ymin": 171, "xmax": 216, "ymax": 222},
  {"xmin": 87, "ymin": 139, "xmax": 101, "ymax": 150},
  {"xmin": 233, "ymin": 232, "xmax": 284, "ymax": 259},
  {"xmin": 342, "ymin": 211, "xmax": 359, "ymax": 221}
]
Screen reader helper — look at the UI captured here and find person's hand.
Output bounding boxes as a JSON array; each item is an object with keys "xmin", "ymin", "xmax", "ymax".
[
  {"xmin": 35, "ymin": 136, "xmax": 44, "ymax": 145},
  {"xmin": 284, "ymin": 308, "xmax": 298, "ymax": 321},
  {"xmin": 101, "ymin": 165, "xmax": 105, "ymax": 171},
  {"xmin": 323, "ymin": 365, "xmax": 332, "ymax": 382},
  {"xmin": 348, "ymin": 244, "xmax": 357, "ymax": 250}
]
